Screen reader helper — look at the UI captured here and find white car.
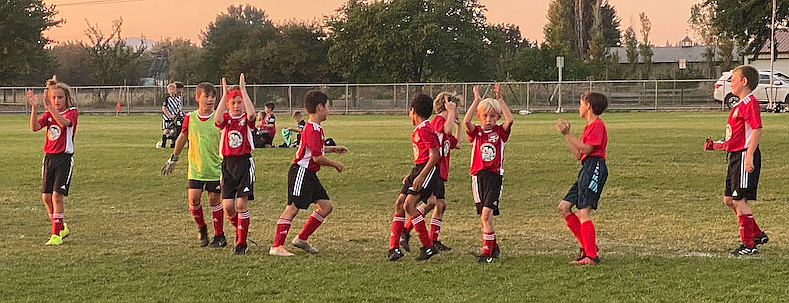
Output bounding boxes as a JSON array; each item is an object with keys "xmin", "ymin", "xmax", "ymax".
[{"xmin": 714, "ymin": 70, "xmax": 789, "ymax": 110}]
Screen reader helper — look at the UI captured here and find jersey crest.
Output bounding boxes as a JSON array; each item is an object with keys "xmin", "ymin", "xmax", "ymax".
[
  {"xmin": 480, "ymin": 143, "xmax": 496, "ymax": 162},
  {"xmin": 47, "ymin": 125, "xmax": 61, "ymax": 141},
  {"xmin": 228, "ymin": 130, "xmax": 243, "ymax": 148}
]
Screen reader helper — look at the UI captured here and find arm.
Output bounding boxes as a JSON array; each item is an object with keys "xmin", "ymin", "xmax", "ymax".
[
  {"xmin": 495, "ymin": 83, "xmax": 514, "ymax": 132},
  {"xmin": 555, "ymin": 119, "xmax": 592, "ymax": 160},
  {"xmin": 463, "ymin": 85, "xmax": 482, "ymax": 134},
  {"xmin": 42, "ymin": 90, "xmax": 71, "ymax": 128},
  {"xmin": 214, "ymin": 78, "xmax": 228, "ymax": 125},
  {"xmin": 744, "ymin": 128, "xmax": 762, "ymax": 173},
  {"xmin": 325, "ymin": 145, "xmax": 347, "ymax": 154},
  {"xmin": 161, "ymin": 132, "xmax": 188, "ymax": 175},
  {"xmin": 172, "ymin": 133, "xmax": 188, "ymax": 156},
  {"xmin": 443, "ymin": 101, "xmax": 457, "ymax": 135},
  {"xmin": 312, "ymin": 155, "xmax": 344, "ymax": 173},
  {"xmin": 27, "ymin": 90, "xmax": 44, "ymax": 132},
  {"xmin": 239, "ymin": 74, "xmax": 255, "ymax": 120},
  {"xmin": 412, "ymin": 147, "xmax": 440, "ymax": 191},
  {"xmin": 162, "ymin": 105, "xmax": 174, "ymax": 119}
]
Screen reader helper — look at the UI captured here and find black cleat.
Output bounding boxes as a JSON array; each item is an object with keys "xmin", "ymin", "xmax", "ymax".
[
  {"xmin": 198, "ymin": 226, "xmax": 209, "ymax": 247},
  {"xmin": 209, "ymin": 234, "xmax": 227, "ymax": 248},
  {"xmin": 731, "ymin": 244, "xmax": 757, "ymax": 257},
  {"xmin": 491, "ymin": 246, "xmax": 500, "ymax": 259},
  {"xmin": 415, "ymin": 246, "xmax": 437, "ymax": 261},
  {"xmin": 232, "ymin": 244, "xmax": 248, "ymax": 255},
  {"xmin": 575, "ymin": 248, "xmax": 587, "ymax": 261},
  {"xmin": 388, "ymin": 247, "xmax": 405, "ymax": 261},
  {"xmin": 477, "ymin": 254, "xmax": 494, "ymax": 264},
  {"xmin": 433, "ymin": 240, "xmax": 452, "ymax": 251},
  {"xmin": 399, "ymin": 232, "xmax": 411, "ymax": 252},
  {"xmin": 754, "ymin": 231, "xmax": 769, "ymax": 246}
]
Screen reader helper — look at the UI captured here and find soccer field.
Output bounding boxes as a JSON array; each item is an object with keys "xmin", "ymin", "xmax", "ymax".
[{"xmin": 1, "ymin": 112, "xmax": 788, "ymax": 302}]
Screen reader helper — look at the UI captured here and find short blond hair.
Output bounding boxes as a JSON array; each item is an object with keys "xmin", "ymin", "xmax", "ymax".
[
  {"xmin": 477, "ymin": 98, "xmax": 501, "ymax": 115},
  {"xmin": 167, "ymin": 83, "xmax": 177, "ymax": 90},
  {"xmin": 433, "ymin": 91, "xmax": 460, "ymax": 113}
]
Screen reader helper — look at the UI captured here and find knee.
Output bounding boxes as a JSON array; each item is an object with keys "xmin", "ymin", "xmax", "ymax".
[
  {"xmin": 557, "ymin": 203, "xmax": 572, "ymax": 217},
  {"xmin": 434, "ymin": 200, "xmax": 445, "ymax": 211},
  {"xmin": 320, "ymin": 203, "xmax": 333, "ymax": 216},
  {"xmin": 723, "ymin": 197, "xmax": 736, "ymax": 208}
]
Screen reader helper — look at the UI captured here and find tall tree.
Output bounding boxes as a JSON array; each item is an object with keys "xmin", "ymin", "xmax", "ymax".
[
  {"xmin": 600, "ymin": 1, "xmax": 621, "ymax": 47},
  {"xmin": 81, "ymin": 18, "xmax": 146, "ymax": 85},
  {"xmin": 0, "ymin": 0, "xmax": 62, "ymax": 85},
  {"xmin": 544, "ymin": 0, "xmax": 620, "ymax": 56},
  {"xmin": 624, "ymin": 26, "xmax": 639, "ymax": 79},
  {"xmin": 150, "ymin": 38, "xmax": 202, "ymax": 84},
  {"xmin": 704, "ymin": 0, "xmax": 789, "ymax": 57},
  {"xmin": 638, "ymin": 12, "xmax": 653, "ymax": 79},
  {"xmin": 260, "ymin": 21, "xmax": 334, "ymax": 83},
  {"xmin": 689, "ymin": 3, "xmax": 718, "ymax": 78},
  {"xmin": 49, "ymin": 43, "xmax": 92, "ymax": 85}
]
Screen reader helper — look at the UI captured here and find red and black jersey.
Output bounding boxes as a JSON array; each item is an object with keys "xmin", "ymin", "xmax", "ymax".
[
  {"xmin": 216, "ymin": 112, "xmax": 255, "ymax": 157},
  {"xmin": 412, "ymin": 120, "xmax": 440, "ymax": 165},
  {"xmin": 293, "ymin": 121, "xmax": 325, "ymax": 171},
  {"xmin": 431, "ymin": 115, "xmax": 458, "ymax": 181},
  {"xmin": 38, "ymin": 108, "xmax": 78, "ymax": 154},
  {"xmin": 580, "ymin": 117, "xmax": 607, "ymax": 162},
  {"xmin": 725, "ymin": 94, "xmax": 762, "ymax": 152},
  {"xmin": 468, "ymin": 124, "xmax": 510, "ymax": 176}
]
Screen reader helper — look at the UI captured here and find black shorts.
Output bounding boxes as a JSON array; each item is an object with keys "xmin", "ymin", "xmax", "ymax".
[
  {"xmin": 726, "ymin": 148, "xmax": 760, "ymax": 201},
  {"xmin": 42, "ymin": 153, "xmax": 73, "ymax": 196},
  {"xmin": 434, "ymin": 178, "xmax": 446, "ymax": 200},
  {"xmin": 399, "ymin": 163, "xmax": 440, "ymax": 203},
  {"xmin": 563, "ymin": 157, "xmax": 607, "ymax": 210},
  {"xmin": 472, "ymin": 169, "xmax": 502, "ymax": 216},
  {"xmin": 288, "ymin": 163, "xmax": 329, "ymax": 209},
  {"xmin": 220, "ymin": 154, "xmax": 255, "ymax": 200},
  {"xmin": 162, "ymin": 119, "xmax": 173, "ymax": 130},
  {"xmin": 188, "ymin": 179, "xmax": 221, "ymax": 194}
]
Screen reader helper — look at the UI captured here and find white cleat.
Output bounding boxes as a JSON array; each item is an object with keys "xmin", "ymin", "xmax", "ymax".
[
  {"xmin": 269, "ymin": 246, "xmax": 294, "ymax": 256},
  {"xmin": 292, "ymin": 238, "xmax": 319, "ymax": 253}
]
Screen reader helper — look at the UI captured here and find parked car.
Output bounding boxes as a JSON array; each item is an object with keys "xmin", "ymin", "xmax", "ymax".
[{"xmin": 714, "ymin": 70, "xmax": 789, "ymax": 110}]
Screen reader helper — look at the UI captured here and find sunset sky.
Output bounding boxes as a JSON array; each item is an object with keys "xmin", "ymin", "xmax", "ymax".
[{"xmin": 46, "ymin": 0, "xmax": 701, "ymax": 46}]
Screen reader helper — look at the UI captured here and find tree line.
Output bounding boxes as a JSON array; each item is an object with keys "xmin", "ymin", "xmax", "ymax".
[{"xmin": 1, "ymin": 0, "xmax": 785, "ymax": 86}]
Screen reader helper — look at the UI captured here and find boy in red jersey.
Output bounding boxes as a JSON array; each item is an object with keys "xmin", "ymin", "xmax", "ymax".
[
  {"xmin": 26, "ymin": 77, "xmax": 78, "ymax": 245},
  {"xmin": 269, "ymin": 91, "xmax": 347, "ymax": 256},
  {"xmin": 388, "ymin": 93, "xmax": 442, "ymax": 261},
  {"xmin": 555, "ymin": 92, "xmax": 609, "ymax": 265},
  {"xmin": 463, "ymin": 84, "xmax": 513, "ymax": 263},
  {"xmin": 214, "ymin": 74, "xmax": 256, "ymax": 255},
  {"xmin": 400, "ymin": 92, "xmax": 460, "ymax": 252},
  {"xmin": 718, "ymin": 65, "xmax": 767, "ymax": 256}
]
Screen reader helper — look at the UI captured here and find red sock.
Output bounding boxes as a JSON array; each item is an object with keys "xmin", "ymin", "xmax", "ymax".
[
  {"xmin": 411, "ymin": 215, "xmax": 433, "ymax": 248},
  {"xmin": 429, "ymin": 218, "xmax": 442, "ymax": 241},
  {"xmin": 273, "ymin": 218, "xmax": 291, "ymax": 247},
  {"xmin": 482, "ymin": 232, "xmax": 495, "ymax": 257},
  {"xmin": 738, "ymin": 215, "xmax": 755, "ymax": 247},
  {"xmin": 389, "ymin": 216, "xmax": 405, "ymax": 249},
  {"xmin": 211, "ymin": 204, "xmax": 224, "ymax": 236},
  {"xmin": 189, "ymin": 204, "xmax": 206, "ymax": 228},
  {"xmin": 227, "ymin": 213, "xmax": 238, "ymax": 229},
  {"xmin": 298, "ymin": 211, "xmax": 325, "ymax": 241},
  {"xmin": 237, "ymin": 211, "xmax": 249, "ymax": 246},
  {"xmin": 51, "ymin": 213, "xmax": 64, "ymax": 235},
  {"xmin": 564, "ymin": 213, "xmax": 583, "ymax": 246},
  {"xmin": 404, "ymin": 206, "xmax": 424, "ymax": 232},
  {"xmin": 746, "ymin": 214, "xmax": 762, "ymax": 237},
  {"xmin": 580, "ymin": 221, "xmax": 597, "ymax": 258}
]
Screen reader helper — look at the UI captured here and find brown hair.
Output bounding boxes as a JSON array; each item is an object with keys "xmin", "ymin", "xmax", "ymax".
[
  {"xmin": 46, "ymin": 79, "xmax": 75, "ymax": 108},
  {"xmin": 581, "ymin": 92, "xmax": 608, "ymax": 115},
  {"xmin": 195, "ymin": 82, "xmax": 216, "ymax": 98},
  {"xmin": 304, "ymin": 91, "xmax": 327, "ymax": 114},
  {"xmin": 733, "ymin": 65, "xmax": 759, "ymax": 91}
]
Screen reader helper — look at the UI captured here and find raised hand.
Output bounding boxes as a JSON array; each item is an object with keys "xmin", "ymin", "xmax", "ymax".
[
  {"xmin": 494, "ymin": 83, "xmax": 501, "ymax": 98},
  {"xmin": 555, "ymin": 118, "xmax": 570, "ymax": 135},
  {"xmin": 445, "ymin": 100, "xmax": 457, "ymax": 112},
  {"xmin": 239, "ymin": 73, "xmax": 246, "ymax": 90},
  {"xmin": 221, "ymin": 77, "xmax": 227, "ymax": 93},
  {"xmin": 473, "ymin": 85, "xmax": 481, "ymax": 100},
  {"xmin": 26, "ymin": 90, "xmax": 38, "ymax": 107}
]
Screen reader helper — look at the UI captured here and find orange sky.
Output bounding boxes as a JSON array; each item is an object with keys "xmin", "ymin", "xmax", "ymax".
[{"xmin": 46, "ymin": 0, "xmax": 701, "ymax": 46}]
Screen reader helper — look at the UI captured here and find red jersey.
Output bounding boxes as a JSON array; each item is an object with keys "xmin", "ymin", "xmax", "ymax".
[
  {"xmin": 412, "ymin": 120, "xmax": 440, "ymax": 165},
  {"xmin": 216, "ymin": 112, "xmax": 255, "ymax": 157},
  {"xmin": 467, "ymin": 124, "xmax": 510, "ymax": 176},
  {"xmin": 580, "ymin": 117, "xmax": 607, "ymax": 162},
  {"xmin": 38, "ymin": 108, "xmax": 78, "ymax": 154},
  {"xmin": 431, "ymin": 115, "xmax": 458, "ymax": 181},
  {"xmin": 725, "ymin": 94, "xmax": 762, "ymax": 152},
  {"xmin": 293, "ymin": 121, "xmax": 324, "ymax": 171}
]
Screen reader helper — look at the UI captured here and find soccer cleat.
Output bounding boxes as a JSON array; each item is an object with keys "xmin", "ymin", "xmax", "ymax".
[
  {"xmin": 198, "ymin": 226, "xmax": 209, "ymax": 247},
  {"xmin": 209, "ymin": 234, "xmax": 227, "ymax": 248},
  {"xmin": 388, "ymin": 247, "xmax": 405, "ymax": 261},
  {"xmin": 754, "ymin": 232, "xmax": 769, "ymax": 246},
  {"xmin": 399, "ymin": 232, "xmax": 411, "ymax": 252},
  {"xmin": 571, "ymin": 256, "xmax": 600, "ymax": 265},
  {"xmin": 415, "ymin": 246, "xmax": 437, "ymax": 261},
  {"xmin": 575, "ymin": 248, "xmax": 586, "ymax": 261},
  {"xmin": 292, "ymin": 238, "xmax": 319, "ymax": 253},
  {"xmin": 491, "ymin": 246, "xmax": 500, "ymax": 259},
  {"xmin": 477, "ymin": 254, "xmax": 494, "ymax": 264},
  {"xmin": 269, "ymin": 246, "xmax": 294, "ymax": 257},
  {"xmin": 45, "ymin": 234, "xmax": 62, "ymax": 246},
  {"xmin": 59, "ymin": 223, "xmax": 69, "ymax": 239},
  {"xmin": 232, "ymin": 244, "xmax": 248, "ymax": 255},
  {"xmin": 433, "ymin": 240, "xmax": 452, "ymax": 251},
  {"xmin": 731, "ymin": 244, "xmax": 758, "ymax": 256}
]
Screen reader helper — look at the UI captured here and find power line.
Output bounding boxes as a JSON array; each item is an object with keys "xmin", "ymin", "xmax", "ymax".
[{"xmin": 56, "ymin": 0, "xmax": 155, "ymax": 7}]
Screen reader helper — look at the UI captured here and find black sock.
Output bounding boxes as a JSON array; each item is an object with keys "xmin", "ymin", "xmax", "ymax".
[{"xmin": 161, "ymin": 134, "xmax": 167, "ymax": 146}]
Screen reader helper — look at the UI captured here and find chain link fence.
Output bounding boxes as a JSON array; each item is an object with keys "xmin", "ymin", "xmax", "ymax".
[{"xmin": 0, "ymin": 79, "xmax": 725, "ymax": 114}]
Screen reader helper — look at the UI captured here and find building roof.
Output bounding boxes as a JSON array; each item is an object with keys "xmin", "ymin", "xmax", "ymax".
[
  {"xmin": 757, "ymin": 29, "xmax": 789, "ymax": 53},
  {"xmin": 609, "ymin": 45, "xmax": 740, "ymax": 64}
]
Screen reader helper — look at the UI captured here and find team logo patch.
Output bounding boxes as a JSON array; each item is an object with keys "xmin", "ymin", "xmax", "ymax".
[
  {"xmin": 228, "ymin": 130, "xmax": 243, "ymax": 148},
  {"xmin": 488, "ymin": 133, "xmax": 499, "ymax": 143},
  {"xmin": 413, "ymin": 144, "xmax": 420, "ymax": 161},
  {"xmin": 239, "ymin": 119, "xmax": 246, "ymax": 126},
  {"xmin": 442, "ymin": 140, "xmax": 451, "ymax": 157},
  {"xmin": 732, "ymin": 108, "xmax": 739, "ymax": 118},
  {"xmin": 47, "ymin": 125, "xmax": 61, "ymax": 141},
  {"xmin": 480, "ymin": 143, "xmax": 496, "ymax": 162},
  {"xmin": 413, "ymin": 132, "xmax": 421, "ymax": 143}
]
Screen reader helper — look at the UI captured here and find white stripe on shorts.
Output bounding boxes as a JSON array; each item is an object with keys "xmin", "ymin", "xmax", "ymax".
[
  {"xmin": 249, "ymin": 157, "xmax": 256, "ymax": 183},
  {"xmin": 471, "ymin": 175, "xmax": 480, "ymax": 204},
  {"xmin": 292, "ymin": 166, "xmax": 305, "ymax": 196},
  {"xmin": 422, "ymin": 166, "xmax": 436, "ymax": 189},
  {"xmin": 740, "ymin": 152, "xmax": 748, "ymax": 189}
]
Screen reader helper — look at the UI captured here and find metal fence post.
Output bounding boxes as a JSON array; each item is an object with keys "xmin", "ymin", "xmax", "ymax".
[
  {"xmin": 288, "ymin": 85, "xmax": 292, "ymax": 114},
  {"xmin": 345, "ymin": 84, "xmax": 349, "ymax": 115},
  {"xmin": 654, "ymin": 80, "xmax": 658, "ymax": 111},
  {"xmin": 526, "ymin": 82, "xmax": 530, "ymax": 111}
]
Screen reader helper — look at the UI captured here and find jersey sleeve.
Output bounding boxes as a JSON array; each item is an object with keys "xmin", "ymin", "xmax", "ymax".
[
  {"xmin": 448, "ymin": 133, "xmax": 459, "ymax": 149},
  {"xmin": 432, "ymin": 116, "xmax": 447, "ymax": 134},
  {"xmin": 497, "ymin": 124, "xmax": 511, "ymax": 142},
  {"xmin": 267, "ymin": 114, "xmax": 275, "ymax": 124},
  {"xmin": 246, "ymin": 113, "xmax": 256, "ymax": 129},
  {"xmin": 422, "ymin": 127, "xmax": 440, "ymax": 148},
  {"xmin": 181, "ymin": 115, "xmax": 190, "ymax": 135},
  {"xmin": 37, "ymin": 111, "xmax": 51, "ymax": 127},
  {"xmin": 304, "ymin": 126, "xmax": 323, "ymax": 157},
  {"xmin": 63, "ymin": 109, "xmax": 78, "ymax": 128},
  {"xmin": 215, "ymin": 112, "xmax": 230, "ymax": 129},
  {"xmin": 746, "ymin": 99, "xmax": 763, "ymax": 129},
  {"xmin": 162, "ymin": 98, "xmax": 168, "ymax": 108},
  {"xmin": 466, "ymin": 125, "xmax": 480, "ymax": 143},
  {"xmin": 582, "ymin": 123, "xmax": 605, "ymax": 146}
]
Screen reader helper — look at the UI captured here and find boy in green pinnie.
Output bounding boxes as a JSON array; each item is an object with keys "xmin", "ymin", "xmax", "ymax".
[{"xmin": 162, "ymin": 82, "xmax": 234, "ymax": 248}]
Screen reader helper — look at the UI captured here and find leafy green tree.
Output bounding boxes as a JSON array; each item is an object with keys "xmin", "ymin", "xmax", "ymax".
[
  {"xmin": 0, "ymin": 0, "xmax": 61, "ymax": 85},
  {"xmin": 150, "ymin": 38, "xmax": 202, "ymax": 84},
  {"xmin": 544, "ymin": 0, "xmax": 621, "ymax": 57},
  {"xmin": 704, "ymin": 0, "xmax": 789, "ymax": 57},
  {"xmin": 638, "ymin": 12, "xmax": 653, "ymax": 79},
  {"xmin": 600, "ymin": 1, "xmax": 621, "ymax": 47},
  {"xmin": 260, "ymin": 21, "xmax": 334, "ymax": 83},
  {"xmin": 81, "ymin": 18, "xmax": 146, "ymax": 85},
  {"xmin": 49, "ymin": 43, "xmax": 92, "ymax": 85}
]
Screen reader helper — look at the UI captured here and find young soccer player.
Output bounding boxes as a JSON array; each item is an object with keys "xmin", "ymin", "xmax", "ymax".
[
  {"xmin": 463, "ymin": 84, "xmax": 513, "ymax": 263},
  {"xmin": 717, "ymin": 65, "xmax": 768, "ymax": 256},
  {"xmin": 280, "ymin": 111, "xmax": 305, "ymax": 148},
  {"xmin": 256, "ymin": 102, "xmax": 276, "ymax": 147},
  {"xmin": 269, "ymin": 91, "xmax": 347, "ymax": 256},
  {"xmin": 400, "ymin": 92, "xmax": 461, "ymax": 252},
  {"xmin": 555, "ymin": 92, "xmax": 609, "ymax": 265},
  {"xmin": 161, "ymin": 82, "xmax": 229, "ymax": 248},
  {"xmin": 215, "ymin": 74, "xmax": 256, "ymax": 255},
  {"xmin": 26, "ymin": 77, "xmax": 78, "ymax": 245},
  {"xmin": 160, "ymin": 83, "xmax": 183, "ymax": 148},
  {"xmin": 387, "ymin": 93, "xmax": 442, "ymax": 262}
]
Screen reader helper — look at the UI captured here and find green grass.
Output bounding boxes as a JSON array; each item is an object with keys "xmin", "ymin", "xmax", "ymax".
[{"xmin": 1, "ymin": 112, "xmax": 789, "ymax": 302}]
